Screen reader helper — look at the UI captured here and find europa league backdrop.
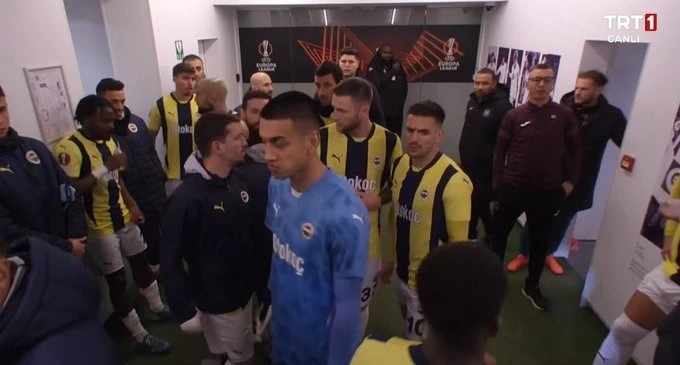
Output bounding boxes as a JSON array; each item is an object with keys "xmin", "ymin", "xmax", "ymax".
[{"xmin": 239, "ymin": 25, "xmax": 480, "ymax": 83}]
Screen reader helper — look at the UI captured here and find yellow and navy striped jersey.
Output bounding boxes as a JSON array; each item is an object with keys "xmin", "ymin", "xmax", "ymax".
[
  {"xmin": 148, "ymin": 93, "xmax": 200, "ymax": 180},
  {"xmin": 664, "ymin": 178, "xmax": 680, "ymax": 283},
  {"xmin": 55, "ymin": 131, "xmax": 130, "ymax": 238},
  {"xmin": 319, "ymin": 123, "xmax": 403, "ymax": 260},
  {"xmin": 351, "ymin": 336, "xmax": 427, "ymax": 365},
  {"xmin": 389, "ymin": 152, "xmax": 473, "ymax": 289},
  {"xmin": 321, "ymin": 116, "xmax": 334, "ymax": 126}
]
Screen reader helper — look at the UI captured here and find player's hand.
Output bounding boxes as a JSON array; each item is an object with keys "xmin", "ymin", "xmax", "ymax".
[
  {"xmin": 105, "ymin": 151, "xmax": 127, "ymax": 171},
  {"xmin": 662, "ymin": 235, "xmax": 673, "ymax": 261},
  {"xmin": 660, "ymin": 199, "xmax": 680, "ymax": 220},
  {"xmin": 69, "ymin": 237, "xmax": 87, "ymax": 260},
  {"xmin": 357, "ymin": 191, "xmax": 381, "ymax": 211},
  {"xmin": 378, "ymin": 261, "xmax": 395, "ymax": 284},
  {"xmin": 130, "ymin": 205, "xmax": 145, "ymax": 225},
  {"xmin": 483, "ymin": 353, "xmax": 497, "ymax": 365},
  {"xmin": 562, "ymin": 181, "xmax": 574, "ymax": 196}
]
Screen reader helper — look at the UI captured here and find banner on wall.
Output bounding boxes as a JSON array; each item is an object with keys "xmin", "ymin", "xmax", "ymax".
[
  {"xmin": 239, "ymin": 25, "xmax": 480, "ymax": 83},
  {"xmin": 485, "ymin": 46, "xmax": 562, "ymax": 107},
  {"xmin": 640, "ymin": 104, "xmax": 680, "ymax": 248}
]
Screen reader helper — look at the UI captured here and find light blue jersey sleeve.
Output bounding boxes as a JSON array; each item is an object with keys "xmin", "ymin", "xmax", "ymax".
[{"xmin": 327, "ymin": 200, "xmax": 370, "ymax": 279}]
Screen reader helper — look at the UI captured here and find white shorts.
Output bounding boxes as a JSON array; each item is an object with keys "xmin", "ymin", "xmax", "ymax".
[
  {"xmin": 637, "ymin": 264, "xmax": 680, "ymax": 314},
  {"xmin": 87, "ymin": 224, "xmax": 147, "ymax": 275},
  {"xmin": 396, "ymin": 279, "xmax": 426, "ymax": 341},
  {"xmin": 200, "ymin": 299, "xmax": 254, "ymax": 361},
  {"xmin": 165, "ymin": 180, "xmax": 182, "ymax": 196},
  {"xmin": 361, "ymin": 259, "xmax": 381, "ymax": 310}
]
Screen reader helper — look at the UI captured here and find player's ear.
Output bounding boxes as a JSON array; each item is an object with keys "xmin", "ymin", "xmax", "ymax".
[{"xmin": 308, "ymin": 129, "xmax": 320, "ymax": 151}]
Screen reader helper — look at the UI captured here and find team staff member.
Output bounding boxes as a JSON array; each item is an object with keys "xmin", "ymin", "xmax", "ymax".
[
  {"xmin": 352, "ymin": 244, "xmax": 504, "ymax": 365},
  {"xmin": 260, "ymin": 91, "xmax": 370, "ymax": 365},
  {"xmin": 162, "ymin": 113, "xmax": 256, "ymax": 365},
  {"xmin": 592, "ymin": 182, "xmax": 680, "ymax": 365},
  {"xmin": 319, "ymin": 77, "xmax": 402, "ymax": 334},
  {"xmin": 491, "ymin": 63, "xmax": 581, "ymax": 312},
  {"xmin": 366, "ymin": 43, "xmax": 409, "ymax": 135},
  {"xmin": 56, "ymin": 95, "xmax": 171, "ymax": 354},
  {"xmin": 194, "ymin": 78, "xmax": 234, "ymax": 116},
  {"xmin": 149, "ymin": 62, "xmax": 200, "ymax": 196},
  {"xmin": 233, "ymin": 72, "xmax": 273, "ymax": 113},
  {"xmin": 338, "ymin": 47, "xmax": 386, "ymax": 125},
  {"xmin": 0, "ymin": 84, "xmax": 86, "ymax": 258},
  {"xmin": 0, "ymin": 235, "xmax": 125, "ymax": 365},
  {"xmin": 97, "ymin": 78, "xmax": 166, "ymax": 275},
  {"xmin": 183, "ymin": 54, "xmax": 206, "ymax": 80},
  {"xmin": 459, "ymin": 68, "xmax": 512, "ymax": 244},
  {"xmin": 382, "ymin": 100, "xmax": 473, "ymax": 341},
  {"xmin": 509, "ymin": 70, "xmax": 627, "ymax": 275},
  {"xmin": 240, "ymin": 89, "xmax": 271, "ymax": 146}
]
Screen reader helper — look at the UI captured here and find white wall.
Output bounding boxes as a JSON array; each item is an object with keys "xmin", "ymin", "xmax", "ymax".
[
  {"xmin": 64, "ymin": 0, "xmax": 114, "ymax": 95},
  {"xmin": 482, "ymin": 2, "xmax": 680, "ymax": 364},
  {"xmin": 0, "ymin": 0, "xmax": 83, "ymax": 141},
  {"xmin": 148, "ymin": 0, "xmax": 242, "ymax": 108},
  {"xmin": 101, "ymin": 0, "xmax": 162, "ymax": 117}
]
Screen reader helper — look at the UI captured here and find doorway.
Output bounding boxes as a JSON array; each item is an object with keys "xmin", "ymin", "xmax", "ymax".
[{"xmin": 563, "ymin": 40, "xmax": 648, "ymax": 279}]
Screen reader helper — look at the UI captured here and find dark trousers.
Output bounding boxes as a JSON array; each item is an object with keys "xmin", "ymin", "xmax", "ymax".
[
  {"xmin": 138, "ymin": 214, "xmax": 162, "ymax": 266},
  {"xmin": 491, "ymin": 184, "xmax": 565, "ymax": 289},
  {"xmin": 519, "ymin": 209, "xmax": 576, "ymax": 256},
  {"xmin": 467, "ymin": 169, "xmax": 493, "ymax": 240},
  {"xmin": 385, "ymin": 115, "xmax": 403, "ymax": 136},
  {"xmin": 655, "ymin": 303, "xmax": 680, "ymax": 365}
]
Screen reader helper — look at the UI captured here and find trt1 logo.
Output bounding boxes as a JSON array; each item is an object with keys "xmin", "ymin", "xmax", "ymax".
[{"xmin": 604, "ymin": 13, "xmax": 657, "ymax": 43}]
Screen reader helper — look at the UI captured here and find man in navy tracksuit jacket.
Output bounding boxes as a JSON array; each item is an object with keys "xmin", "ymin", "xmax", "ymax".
[
  {"xmin": 161, "ymin": 113, "xmax": 256, "ymax": 363},
  {"xmin": 0, "ymin": 235, "xmax": 125, "ymax": 365}
]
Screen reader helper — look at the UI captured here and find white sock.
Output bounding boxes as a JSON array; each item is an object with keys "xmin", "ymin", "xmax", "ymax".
[
  {"xmin": 360, "ymin": 307, "xmax": 369, "ymax": 336},
  {"xmin": 141, "ymin": 280, "xmax": 165, "ymax": 313},
  {"xmin": 593, "ymin": 313, "xmax": 649, "ymax": 365},
  {"xmin": 150, "ymin": 264, "xmax": 160, "ymax": 272},
  {"xmin": 121, "ymin": 310, "xmax": 149, "ymax": 342}
]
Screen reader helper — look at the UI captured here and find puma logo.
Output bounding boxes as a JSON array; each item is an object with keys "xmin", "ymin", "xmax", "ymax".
[
  {"xmin": 0, "ymin": 165, "xmax": 13, "ymax": 174},
  {"xmin": 273, "ymin": 203, "xmax": 280, "ymax": 217},
  {"xmin": 331, "ymin": 154, "xmax": 342, "ymax": 163},
  {"xmin": 520, "ymin": 121, "xmax": 532, "ymax": 127},
  {"xmin": 213, "ymin": 202, "xmax": 225, "ymax": 212},
  {"xmin": 352, "ymin": 214, "xmax": 364, "ymax": 223}
]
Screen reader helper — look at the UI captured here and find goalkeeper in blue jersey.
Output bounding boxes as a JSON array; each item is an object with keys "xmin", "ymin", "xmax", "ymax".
[{"xmin": 259, "ymin": 91, "xmax": 370, "ymax": 365}]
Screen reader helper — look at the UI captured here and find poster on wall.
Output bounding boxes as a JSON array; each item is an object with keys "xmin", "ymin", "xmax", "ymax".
[
  {"xmin": 495, "ymin": 47, "xmax": 510, "ymax": 84},
  {"xmin": 517, "ymin": 51, "xmax": 541, "ymax": 105},
  {"xmin": 239, "ymin": 25, "xmax": 480, "ymax": 83},
  {"xmin": 506, "ymin": 49, "xmax": 524, "ymax": 106},
  {"xmin": 23, "ymin": 65, "xmax": 75, "ymax": 148},
  {"xmin": 486, "ymin": 45, "xmax": 499, "ymax": 72},
  {"xmin": 640, "ymin": 104, "xmax": 680, "ymax": 248}
]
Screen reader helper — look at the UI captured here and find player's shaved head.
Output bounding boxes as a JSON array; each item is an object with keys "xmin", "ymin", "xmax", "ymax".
[
  {"xmin": 417, "ymin": 244, "xmax": 507, "ymax": 354},
  {"xmin": 197, "ymin": 78, "xmax": 227, "ymax": 100},
  {"xmin": 250, "ymin": 72, "xmax": 273, "ymax": 97},
  {"xmin": 260, "ymin": 91, "xmax": 323, "ymax": 133},
  {"xmin": 195, "ymin": 78, "xmax": 228, "ymax": 114}
]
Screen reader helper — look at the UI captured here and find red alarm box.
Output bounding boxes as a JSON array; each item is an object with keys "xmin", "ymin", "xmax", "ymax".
[{"xmin": 620, "ymin": 154, "xmax": 635, "ymax": 172}]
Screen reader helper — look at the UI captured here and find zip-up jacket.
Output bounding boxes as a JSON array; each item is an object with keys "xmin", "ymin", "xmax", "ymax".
[
  {"xmin": 0, "ymin": 128, "xmax": 86, "ymax": 251},
  {"xmin": 366, "ymin": 60, "xmax": 408, "ymax": 118},
  {"xmin": 161, "ymin": 152, "xmax": 256, "ymax": 322},
  {"xmin": 112, "ymin": 108, "xmax": 166, "ymax": 218}
]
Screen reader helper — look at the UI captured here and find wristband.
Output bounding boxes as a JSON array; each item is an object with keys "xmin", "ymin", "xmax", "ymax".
[{"xmin": 92, "ymin": 166, "xmax": 109, "ymax": 180}]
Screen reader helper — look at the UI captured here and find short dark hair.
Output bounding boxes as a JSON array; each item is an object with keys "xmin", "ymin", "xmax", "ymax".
[
  {"xmin": 333, "ymin": 77, "xmax": 373, "ymax": 105},
  {"xmin": 407, "ymin": 100, "xmax": 446, "ymax": 125},
  {"xmin": 340, "ymin": 46, "xmax": 361, "ymax": 60},
  {"xmin": 0, "ymin": 84, "xmax": 5, "ymax": 98},
  {"xmin": 315, "ymin": 61, "xmax": 343, "ymax": 84},
  {"xmin": 183, "ymin": 54, "xmax": 203, "ymax": 63},
  {"xmin": 417, "ymin": 244, "xmax": 507, "ymax": 351},
  {"xmin": 260, "ymin": 91, "xmax": 323, "ymax": 132},
  {"xmin": 75, "ymin": 95, "xmax": 113, "ymax": 123},
  {"xmin": 476, "ymin": 67, "xmax": 497, "ymax": 82},
  {"xmin": 194, "ymin": 112, "xmax": 241, "ymax": 157},
  {"xmin": 96, "ymin": 78, "xmax": 124, "ymax": 95},
  {"xmin": 529, "ymin": 63, "xmax": 554, "ymax": 73},
  {"xmin": 577, "ymin": 70, "xmax": 609, "ymax": 87},
  {"xmin": 173, "ymin": 62, "xmax": 196, "ymax": 77},
  {"xmin": 242, "ymin": 89, "xmax": 272, "ymax": 110}
]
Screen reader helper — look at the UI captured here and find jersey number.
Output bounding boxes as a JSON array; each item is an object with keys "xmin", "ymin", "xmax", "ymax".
[
  {"xmin": 361, "ymin": 280, "xmax": 379, "ymax": 304},
  {"xmin": 407, "ymin": 316, "xmax": 425, "ymax": 338}
]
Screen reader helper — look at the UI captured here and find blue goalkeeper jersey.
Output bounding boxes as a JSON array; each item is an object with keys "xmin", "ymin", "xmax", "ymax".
[{"xmin": 266, "ymin": 170, "xmax": 370, "ymax": 365}]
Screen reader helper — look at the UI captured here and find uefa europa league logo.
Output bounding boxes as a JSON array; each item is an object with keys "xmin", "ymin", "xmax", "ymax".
[
  {"xmin": 444, "ymin": 38, "xmax": 456, "ymax": 61},
  {"xmin": 259, "ymin": 40, "xmax": 273, "ymax": 60}
]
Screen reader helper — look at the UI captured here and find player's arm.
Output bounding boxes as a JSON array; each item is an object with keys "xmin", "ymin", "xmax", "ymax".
[
  {"xmin": 443, "ymin": 173, "xmax": 474, "ymax": 243},
  {"xmin": 492, "ymin": 111, "xmax": 514, "ymax": 191},
  {"xmin": 51, "ymin": 153, "xmax": 87, "ymax": 241},
  {"xmin": 0, "ymin": 199, "xmax": 72, "ymax": 252},
  {"xmin": 611, "ymin": 108, "xmax": 627, "ymax": 148},
  {"xmin": 327, "ymin": 206, "xmax": 370, "ymax": 365},
  {"xmin": 119, "ymin": 178, "xmax": 144, "ymax": 225},
  {"xmin": 148, "ymin": 103, "xmax": 161, "ymax": 141},
  {"xmin": 160, "ymin": 194, "xmax": 198, "ymax": 323},
  {"xmin": 563, "ymin": 112, "xmax": 582, "ymax": 188},
  {"xmin": 379, "ymin": 138, "xmax": 403, "ymax": 205}
]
